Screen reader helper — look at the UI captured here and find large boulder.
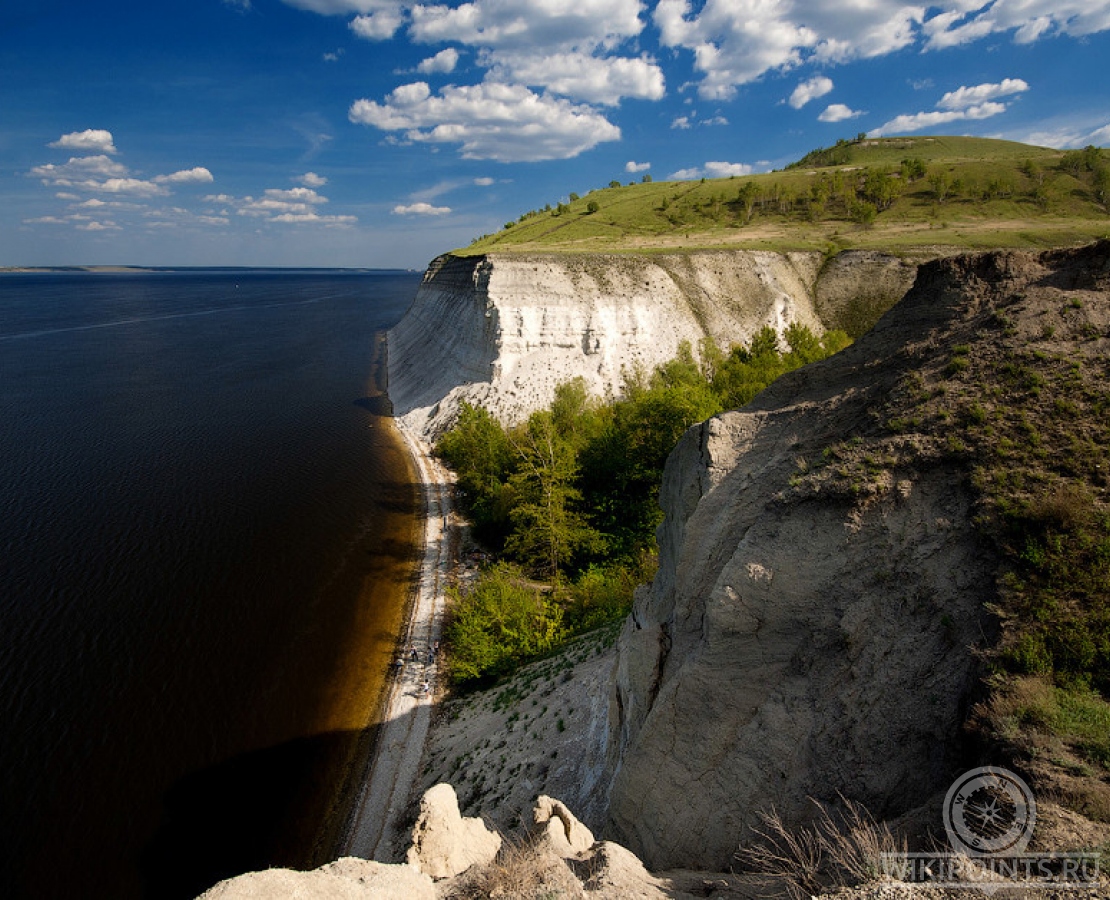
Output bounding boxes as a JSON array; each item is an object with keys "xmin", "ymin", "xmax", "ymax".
[
  {"xmin": 533, "ymin": 795, "xmax": 596, "ymax": 857},
  {"xmin": 197, "ymin": 858, "xmax": 433, "ymax": 899},
  {"xmin": 405, "ymin": 782, "xmax": 502, "ymax": 879}
]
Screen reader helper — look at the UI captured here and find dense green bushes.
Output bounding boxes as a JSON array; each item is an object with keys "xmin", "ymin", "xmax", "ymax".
[
  {"xmin": 442, "ymin": 563, "xmax": 564, "ymax": 683},
  {"xmin": 442, "ymin": 555, "xmax": 656, "ymax": 685},
  {"xmin": 438, "ymin": 324, "xmax": 850, "ymax": 684}
]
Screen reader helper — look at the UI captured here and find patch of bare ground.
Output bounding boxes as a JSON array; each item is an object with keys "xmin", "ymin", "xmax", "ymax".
[{"xmin": 414, "ymin": 627, "xmax": 620, "ymax": 840}]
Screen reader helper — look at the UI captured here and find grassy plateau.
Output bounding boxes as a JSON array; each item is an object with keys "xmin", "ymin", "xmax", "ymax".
[{"xmin": 461, "ymin": 135, "xmax": 1109, "ymax": 257}]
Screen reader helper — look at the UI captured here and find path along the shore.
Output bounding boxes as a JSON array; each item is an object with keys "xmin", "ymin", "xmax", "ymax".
[{"xmin": 341, "ymin": 419, "xmax": 452, "ymax": 862}]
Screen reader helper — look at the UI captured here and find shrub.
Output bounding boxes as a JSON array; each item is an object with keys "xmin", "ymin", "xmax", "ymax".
[{"xmin": 444, "ymin": 564, "xmax": 566, "ymax": 685}]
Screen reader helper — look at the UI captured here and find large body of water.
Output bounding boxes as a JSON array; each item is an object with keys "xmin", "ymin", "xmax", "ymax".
[{"xmin": 0, "ymin": 270, "xmax": 423, "ymax": 899}]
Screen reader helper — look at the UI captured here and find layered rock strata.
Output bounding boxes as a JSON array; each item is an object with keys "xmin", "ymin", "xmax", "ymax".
[{"xmin": 387, "ymin": 250, "xmax": 920, "ymax": 439}]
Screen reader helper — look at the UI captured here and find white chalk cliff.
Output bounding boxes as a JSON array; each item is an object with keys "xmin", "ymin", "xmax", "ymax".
[{"xmin": 386, "ymin": 250, "xmax": 919, "ymax": 438}]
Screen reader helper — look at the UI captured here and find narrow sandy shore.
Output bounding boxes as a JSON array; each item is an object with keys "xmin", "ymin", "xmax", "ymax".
[{"xmin": 340, "ymin": 417, "xmax": 453, "ymax": 862}]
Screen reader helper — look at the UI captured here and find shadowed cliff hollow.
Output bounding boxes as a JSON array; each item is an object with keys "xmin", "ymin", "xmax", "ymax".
[
  {"xmin": 602, "ymin": 241, "xmax": 1110, "ymax": 870},
  {"xmin": 387, "ymin": 249, "xmax": 922, "ymax": 439}
]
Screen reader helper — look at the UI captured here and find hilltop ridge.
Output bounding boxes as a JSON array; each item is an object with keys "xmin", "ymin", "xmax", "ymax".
[{"xmin": 462, "ymin": 136, "xmax": 1109, "ymax": 257}]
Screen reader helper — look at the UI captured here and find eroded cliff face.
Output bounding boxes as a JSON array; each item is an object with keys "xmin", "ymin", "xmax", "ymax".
[
  {"xmin": 602, "ymin": 243, "xmax": 1110, "ymax": 871},
  {"xmin": 387, "ymin": 250, "xmax": 919, "ymax": 438}
]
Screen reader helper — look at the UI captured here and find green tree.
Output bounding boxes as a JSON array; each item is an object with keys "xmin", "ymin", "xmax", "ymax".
[
  {"xmin": 1093, "ymin": 164, "xmax": 1110, "ymax": 209},
  {"xmin": 861, "ymin": 168, "xmax": 903, "ymax": 211},
  {"xmin": 900, "ymin": 157, "xmax": 926, "ymax": 181},
  {"xmin": 437, "ymin": 402, "xmax": 517, "ymax": 546},
  {"xmin": 849, "ymin": 199, "xmax": 877, "ymax": 227},
  {"xmin": 736, "ymin": 181, "xmax": 758, "ymax": 224},
  {"xmin": 808, "ymin": 175, "xmax": 831, "ymax": 221},
  {"xmin": 579, "ymin": 345, "xmax": 720, "ymax": 558},
  {"xmin": 505, "ymin": 410, "xmax": 601, "ymax": 577},
  {"xmin": 444, "ymin": 563, "xmax": 565, "ymax": 683},
  {"xmin": 928, "ymin": 168, "xmax": 952, "ymax": 203}
]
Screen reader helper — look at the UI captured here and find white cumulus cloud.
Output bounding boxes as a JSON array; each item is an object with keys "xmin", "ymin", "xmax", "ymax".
[
  {"xmin": 789, "ymin": 75, "xmax": 833, "ymax": 109},
  {"xmin": 298, "ymin": 172, "xmax": 328, "ymax": 187},
  {"xmin": 393, "ymin": 202, "xmax": 452, "ymax": 215},
  {"xmin": 349, "ymin": 81, "xmax": 621, "ymax": 162},
  {"xmin": 872, "ymin": 77, "xmax": 1029, "ymax": 136},
  {"xmin": 937, "ymin": 78, "xmax": 1029, "ymax": 110},
  {"xmin": 402, "ymin": 0, "xmax": 659, "ymax": 105},
  {"xmin": 350, "ymin": 8, "xmax": 405, "ymax": 39},
  {"xmin": 49, "ymin": 129, "xmax": 118, "ymax": 154},
  {"xmin": 705, "ymin": 160, "xmax": 753, "ymax": 178},
  {"xmin": 29, "ymin": 155, "xmax": 212, "ymax": 196},
  {"xmin": 408, "ymin": 0, "xmax": 645, "ymax": 51},
  {"xmin": 625, "ymin": 160, "xmax": 651, "ymax": 173},
  {"xmin": 923, "ymin": 1, "xmax": 1110, "ymax": 50},
  {"xmin": 31, "ymin": 155, "xmax": 129, "ymax": 182},
  {"xmin": 153, "ymin": 167, "xmax": 215, "ymax": 184},
  {"xmin": 207, "ymin": 186, "xmax": 357, "ymax": 225},
  {"xmin": 671, "ymin": 160, "xmax": 753, "ymax": 179},
  {"xmin": 417, "ymin": 48, "xmax": 460, "ymax": 74},
  {"xmin": 649, "ymin": 0, "xmax": 1110, "ymax": 100},
  {"xmin": 818, "ymin": 103, "xmax": 865, "ymax": 122},
  {"xmin": 873, "ymin": 102, "xmax": 1008, "ymax": 136},
  {"xmin": 485, "ymin": 51, "xmax": 664, "ymax": 105}
]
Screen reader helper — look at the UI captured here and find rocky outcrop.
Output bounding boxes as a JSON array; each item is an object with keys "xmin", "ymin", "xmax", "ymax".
[
  {"xmin": 601, "ymin": 242, "xmax": 1110, "ymax": 871},
  {"xmin": 387, "ymin": 249, "xmax": 922, "ymax": 438},
  {"xmin": 534, "ymin": 795, "xmax": 596, "ymax": 857},
  {"xmin": 405, "ymin": 782, "xmax": 502, "ymax": 879},
  {"xmin": 197, "ymin": 858, "xmax": 434, "ymax": 899},
  {"xmin": 199, "ymin": 786, "xmax": 696, "ymax": 899}
]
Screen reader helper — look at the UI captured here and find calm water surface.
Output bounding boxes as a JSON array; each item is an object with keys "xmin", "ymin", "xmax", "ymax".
[{"xmin": 0, "ymin": 270, "xmax": 422, "ymax": 899}]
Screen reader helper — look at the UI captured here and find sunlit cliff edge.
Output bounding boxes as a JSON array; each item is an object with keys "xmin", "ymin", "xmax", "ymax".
[{"xmin": 386, "ymin": 248, "xmax": 923, "ymax": 439}]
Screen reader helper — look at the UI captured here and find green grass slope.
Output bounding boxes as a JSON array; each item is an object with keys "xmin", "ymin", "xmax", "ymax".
[{"xmin": 462, "ymin": 136, "xmax": 1110, "ymax": 257}]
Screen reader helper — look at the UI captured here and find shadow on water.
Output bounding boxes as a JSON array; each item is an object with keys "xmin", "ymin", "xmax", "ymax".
[
  {"xmin": 139, "ymin": 708, "xmax": 405, "ymax": 899},
  {"xmin": 354, "ymin": 395, "xmax": 394, "ymax": 417}
]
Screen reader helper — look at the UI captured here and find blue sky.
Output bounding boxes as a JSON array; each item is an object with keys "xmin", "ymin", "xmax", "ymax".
[{"xmin": 3, "ymin": 0, "xmax": 1109, "ymax": 268}]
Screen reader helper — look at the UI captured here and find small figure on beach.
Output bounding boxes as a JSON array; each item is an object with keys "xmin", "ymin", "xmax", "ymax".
[
  {"xmin": 421, "ymin": 680, "xmax": 430, "ymax": 695},
  {"xmin": 409, "ymin": 645, "xmax": 418, "ymax": 661}
]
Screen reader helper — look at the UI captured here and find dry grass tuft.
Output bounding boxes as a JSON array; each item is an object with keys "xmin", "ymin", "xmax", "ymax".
[
  {"xmin": 740, "ymin": 796, "xmax": 906, "ymax": 899},
  {"xmin": 443, "ymin": 831, "xmax": 581, "ymax": 900}
]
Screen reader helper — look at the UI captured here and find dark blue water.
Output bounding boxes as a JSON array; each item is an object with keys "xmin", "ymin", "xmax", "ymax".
[{"xmin": 0, "ymin": 270, "xmax": 422, "ymax": 899}]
